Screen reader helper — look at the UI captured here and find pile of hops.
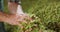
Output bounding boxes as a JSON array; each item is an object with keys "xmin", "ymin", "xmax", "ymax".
[{"xmin": 46, "ymin": 22, "xmax": 60, "ymax": 32}]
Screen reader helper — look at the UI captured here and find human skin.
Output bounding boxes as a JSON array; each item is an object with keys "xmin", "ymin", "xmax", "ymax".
[
  {"xmin": 0, "ymin": 1, "xmax": 31, "ymax": 26},
  {"xmin": 8, "ymin": 2, "xmax": 18, "ymax": 14}
]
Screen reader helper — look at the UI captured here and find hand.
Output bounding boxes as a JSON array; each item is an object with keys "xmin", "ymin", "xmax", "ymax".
[
  {"xmin": 16, "ymin": 13, "xmax": 32, "ymax": 23},
  {"xmin": 0, "ymin": 12, "xmax": 32, "ymax": 27}
]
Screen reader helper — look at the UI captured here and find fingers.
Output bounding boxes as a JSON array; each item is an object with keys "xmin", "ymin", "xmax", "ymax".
[
  {"xmin": 23, "ymin": 15, "xmax": 32, "ymax": 21},
  {"xmin": 19, "ymin": 13, "xmax": 32, "ymax": 20}
]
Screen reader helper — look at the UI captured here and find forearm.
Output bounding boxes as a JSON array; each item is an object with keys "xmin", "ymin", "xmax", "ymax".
[
  {"xmin": 0, "ymin": 12, "xmax": 9, "ymax": 22},
  {"xmin": 0, "ymin": 12, "xmax": 5, "ymax": 21},
  {"xmin": 8, "ymin": 2, "xmax": 18, "ymax": 14},
  {"xmin": 0, "ymin": 11, "xmax": 17, "ymax": 22}
]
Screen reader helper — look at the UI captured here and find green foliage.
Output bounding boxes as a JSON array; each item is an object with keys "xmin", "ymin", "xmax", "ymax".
[
  {"xmin": 5, "ymin": 0, "xmax": 60, "ymax": 32},
  {"xmin": 4, "ymin": 0, "xmax": 10, "ymax": 14}
]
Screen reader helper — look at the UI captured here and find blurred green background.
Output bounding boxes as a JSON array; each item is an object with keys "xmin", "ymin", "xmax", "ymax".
[{"xmin": 5, "ymin": 0, "xmax": 60, "ymax": 32}]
